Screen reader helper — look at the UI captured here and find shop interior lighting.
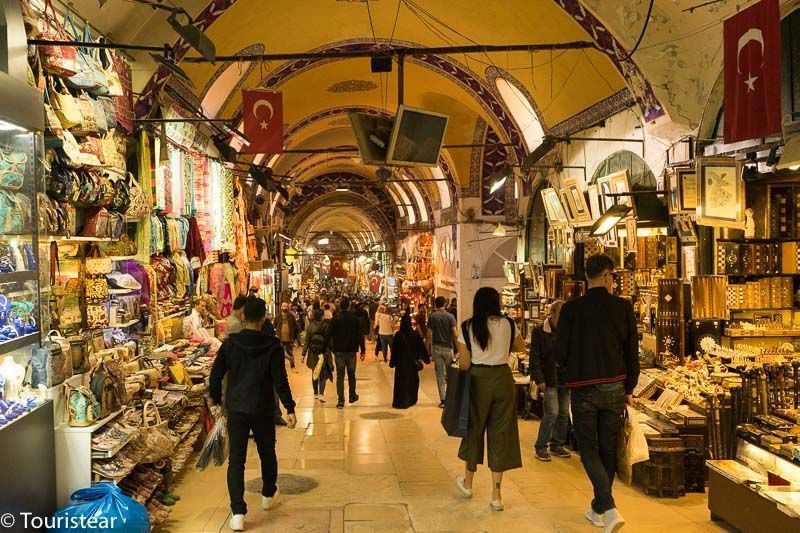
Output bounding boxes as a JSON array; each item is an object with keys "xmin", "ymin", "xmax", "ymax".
[
  {"xmin": 305, "ymin": 247, "xmax": 315, "ymax": 254},
  {"xmin": 492, "ymin": 223, "xmax": 507, "ymax": 237},
  {"xmin": 336, "ymin": 187, "xmax": 349, "ymax": 192},
  {"xmin": 488, "ymin": 164, "xmax": 513, "ymax": 194},
  {"xmin": 590, "ymin": 204, "xmax": 632, "ymax": 236},
  {"xmin": 318, "ymin": 238, "xmax": 330, "ymax": 245},
  {"xmin": 0, "ymin": 119, "xmax": 25, "ymax": 132}
]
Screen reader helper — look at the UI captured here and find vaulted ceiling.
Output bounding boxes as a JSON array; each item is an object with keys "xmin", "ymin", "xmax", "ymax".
[{"xmin": 63, "ymin": 0, "xmax": 792, "ymax": 250}]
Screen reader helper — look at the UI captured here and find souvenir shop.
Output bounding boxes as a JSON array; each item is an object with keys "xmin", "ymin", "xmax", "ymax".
[
  {"xmin": 517, "ymin": 130, "xmax": 800, "ymax": 526},
  {"xmin": 0, "ymin": 1, "xmax": 258, "ymax": 527}
]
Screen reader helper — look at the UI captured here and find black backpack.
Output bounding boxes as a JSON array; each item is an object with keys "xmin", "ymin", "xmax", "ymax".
[{"xmin": 308, "ymin": 322, "xmax": 329, "ymax": 355}]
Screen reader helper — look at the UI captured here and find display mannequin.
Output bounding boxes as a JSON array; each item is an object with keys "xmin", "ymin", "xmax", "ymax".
[{"xmin": 0, "ymin": 356, "xmax": 26, "ymax": 400}]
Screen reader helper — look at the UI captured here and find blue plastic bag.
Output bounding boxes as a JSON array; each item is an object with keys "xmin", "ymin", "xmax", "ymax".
[{"xmin": 49, "ymin": 483, "xmax": 150, "ymax": 533}]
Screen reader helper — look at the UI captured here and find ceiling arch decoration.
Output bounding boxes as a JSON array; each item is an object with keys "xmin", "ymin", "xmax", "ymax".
[
  {"xmin": 485, "ymin": 66, "xmax": 551, "ymax": 141},
  {"xmin": 552, "ymin": 0, "xmax": 664, "ymax": 122},
  {"xmin": 198, "ymin": 43, "xmax": 265, "ymax": 117},
  {"xmin": 481, "ymin": 127, "xmax": 511, "ymax": 217},
  {"xmin": 220, "ymin": 39, "xmax": 528, "ymax": 163},
  {"xmin": 465, "ymin": 117, "xmax": 489, "ymax": 198}
]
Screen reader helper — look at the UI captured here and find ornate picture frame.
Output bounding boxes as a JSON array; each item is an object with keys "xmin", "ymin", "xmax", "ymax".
[
  {"xmin": 559, "ymin": 188, "xmax": 578, "ymax": 224},
  {"xmin": 696, "ymin": 157, "xmax": 744, "ymax": 229},
  {"xmin": 541, "ymin": 188, "xmax": 568, "ymax": 227},
  {"xmin": 563, "ymin": 177, "xmax": 593, "ymax": 224},
  {"xmin": 676, "ymin": 167, "xmax": 697, "ymax": 212}
]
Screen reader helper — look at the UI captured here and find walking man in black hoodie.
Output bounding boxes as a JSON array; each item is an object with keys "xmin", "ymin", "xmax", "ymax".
[
  {"xmin": 210, "ymin": 297, "xmax": 297, "ymax": 532},
  {"xmin": 326, "ymin": 296, "xmax": 361, "ymax": 409},
  {"xmin": 557, "ymin": 254, "xmax": 639, "ymax": 533}
]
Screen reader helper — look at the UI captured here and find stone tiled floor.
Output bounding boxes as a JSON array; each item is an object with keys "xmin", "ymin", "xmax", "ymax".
[{"xmin": 160, "ymin": 343, "xmax": 731, "ymax": 532}]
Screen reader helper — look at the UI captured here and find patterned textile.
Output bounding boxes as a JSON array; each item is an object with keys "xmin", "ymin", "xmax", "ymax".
[{"xmin": 183, "ymin": 152, "xmax": 194, "ymax": 215}]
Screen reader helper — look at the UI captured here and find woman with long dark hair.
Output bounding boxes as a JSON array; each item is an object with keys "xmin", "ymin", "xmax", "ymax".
[
  {"xmin": 453, "ymin": 287, "xmax": 525, "ymax": 511},
  {"xmin": 390, "ymin": 313, "xmax": 430, "ymax": 408}
]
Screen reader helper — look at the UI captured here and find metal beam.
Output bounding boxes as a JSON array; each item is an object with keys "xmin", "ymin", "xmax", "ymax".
[{"xmin": 180, "ymin": 41, "xmax": 597, "ymax": 63}]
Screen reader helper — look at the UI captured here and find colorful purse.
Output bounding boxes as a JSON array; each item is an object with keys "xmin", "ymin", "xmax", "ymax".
[
  {"xmin": 70, "ymin": 92, "xmax": 99, "ymax": 137},
  {"xmin": 109, "ymin": 173, "xmax": 130, "ymax": 212},
  {"xmin": 85, "ymin": 245, "xmax": 112, "ymax": 274},
  {"xmin": 126, "ymin": 174, "xmax": 149, "ymax": 220},
  {"xmin": 63, "ymin": 18, "xmax": 103, "ymax": 91},
  {"xmin": 79, "ymin": 137, "xmax": 105, "ymax": 165},
  {"xmin": 133, "ymin": 401, "xmax": 176, "ymax": 463},
  {"xmin": 85, "ymin": 275, "xmax": 109, "ymax": 302},
  {"xmin": 101, "ymin": 45, "xmax": 124, "ymax": 97},
  {"xmin": 63, "ymin": 384, "xmax": 99, "ymax": 427},
  {"xmin": 86, "ymin": 303, "xmax": 108, "ymax": 329},
  {"xmin": 109, "ymin": 211, "xmax": 125, "ymax": 239},
  {"xmin": 49, "ymin": 77, "xmax": 82, "ymax": 128},
  {"xmin": 39, "ymin": 0, "xmax": 78, "ymax": 77}
]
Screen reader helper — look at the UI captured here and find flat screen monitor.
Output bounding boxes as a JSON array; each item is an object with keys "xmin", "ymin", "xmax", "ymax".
[
  {"xmin": 349, "ymin": 112, "xmax": 394, "ymax": 165},
  {"xmin": 386, "ymin": 105, "xmax": 448, "ymax": 167}
]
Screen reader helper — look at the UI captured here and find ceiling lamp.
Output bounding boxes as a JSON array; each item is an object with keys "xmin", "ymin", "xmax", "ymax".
[
  {"xmin": 521, "ymin": 136, "xmax": 557, "ymax": 171},
  {"xmin": 590, "ymin": 204, "xmax": 632, "ymax": 236},
  {"xmin": 318, "ymin": 238, "xmax": 330, "ymax": 245},
  {"xmin": 492, "ymin": 223, "xmax": 507, "ymax": 237},
  {"xmin": 489, "ymin": 164, "xmax": 513, "ymax": 194},
  {"xmin": 305, "ymin": 246, "xmax": 314, "ymax": 255}
]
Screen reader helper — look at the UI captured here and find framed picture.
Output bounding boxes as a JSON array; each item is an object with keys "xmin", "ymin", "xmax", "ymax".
[
  {"xmin": 503, "ymin": 262, "xmax": 518, "ymax": 284},
  {"xmin": 541, "ymin": 188, "xmax": 568, "ymax": 226},
  {"xmin": 626, "ymin": 218, "xmax": 638, "ymax": 252},
  {"xmin": 697, "ymin": 157, "xmax": 744, "ymax": 229},
  {"xmin": 682, "ymin": 246, "xmax": 697, "ymax": 281},
  {"xmin": 559, "ymin": 188, "xmax": 578, "ymax": 224},
  {"xmin": 609, "ymin": 170, "xmax": 632, "ymax": 209},
  {"xmin": 666, "ymin": 170, "xmax": 680, "ymax": 214},
  {"xmin": 676, "ymin": 167, "xmax": 697, "ymax": 212},
  {"xmin": 564, "ymin": 177, "xmax": 593, "ymax": 224},
  {"xmin": 529, "ymin": 303, "xmax": 540, "ymax": 319},
  {"xmin": 524, "ymin": 288, "xmax": 537, "ymax": 301},
  {"xmin": 596, "ymin": 174, "xmax": 614, "ymax": 212},
  {"xmin": 587, "ymin": 184, "xmax": 602, "ymax": 219},
  {"xmin": 666, "ymin": 236, "xmax": 678, "ymax": 263}
]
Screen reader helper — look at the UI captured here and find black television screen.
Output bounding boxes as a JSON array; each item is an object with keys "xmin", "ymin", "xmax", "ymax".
[
  {"xmin": 386, "ymin": 105, "xmax": 448, "ymax": 166},
  {"xmin": 349, "ymin": 112, "xmax": 394, "ymax": 165}
]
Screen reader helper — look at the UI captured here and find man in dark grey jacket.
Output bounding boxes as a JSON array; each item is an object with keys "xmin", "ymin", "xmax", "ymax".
[
  {"xmin": 210, "ymin": 297, "xmax": 297, "ymax": 532},
  {"xmin": 557, "ymin": 254, "xmax": 639, "ymax": 533}
]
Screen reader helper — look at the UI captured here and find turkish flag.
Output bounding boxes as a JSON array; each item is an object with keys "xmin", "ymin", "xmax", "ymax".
[
  {"xmin": 241, "ymin": 90, "xmax": 283, "ymax": 154},
  {"xmin": 369, "ymin": 274, "xmax": 383, "ymax": 294},
  {"xmin": 329, "ymin": 257, "xmax": 346, "ymax": 278},
  {"xmin": 724, "ymin": 0, "xmax": 781, "ymax": 144}
]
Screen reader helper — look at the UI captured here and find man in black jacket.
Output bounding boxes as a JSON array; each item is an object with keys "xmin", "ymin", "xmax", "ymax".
[
  {"xmin": 530, "ymin": 299, "xmax": 570, "ymax": 462},
  {"xmin": 557, "ymin": 254, "xmax": 639, "ymax": 533},
  {"xmin": 210, "ymin": 297, "xmax": 297, "ymax": 532},
  {"xmin": 326, "ymin": 296, "xmax": 361, "ymax": 409}
]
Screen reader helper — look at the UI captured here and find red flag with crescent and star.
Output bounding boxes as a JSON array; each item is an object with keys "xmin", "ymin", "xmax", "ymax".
[
  {"xmin": 723, "ymin": 0, "xmax": 781, "ymax": 144},
  {"xmin": 241, "ymin": 89, "xmax": 283, "ymax": 154}
]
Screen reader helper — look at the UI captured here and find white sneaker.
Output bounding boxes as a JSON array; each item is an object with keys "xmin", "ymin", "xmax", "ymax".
[
  {"xmin": 262, "ymin": 487, "xmax": 282, "ymax": 510},
  {"xmin": 229, "ymin": 514, "xmax": 245, "ymax": 531},
  {"xmin": 455, "ymin": 475, "xmax": 472, "ymax": 498},
  {"xmin": 490, "ymin": 499, "xmax": 504, "ymax": 511},
  {"xmin": 585, "ymin": 509, "xmax": 604, "ymax": 527},
  {"xmin": 603, "ymin": 508, "xmax": 625, "ymax": 532}
]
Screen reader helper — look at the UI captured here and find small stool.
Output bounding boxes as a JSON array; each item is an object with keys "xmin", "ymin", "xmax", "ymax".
[{"xmin": 642, "ymin": 438, "xmax": 686, "ymax": 498}]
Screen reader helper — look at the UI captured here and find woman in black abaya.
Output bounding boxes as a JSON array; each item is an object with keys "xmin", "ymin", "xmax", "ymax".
[{"xmin": 390, "ymin": 313, "xmax": 430, "ymax": 409}]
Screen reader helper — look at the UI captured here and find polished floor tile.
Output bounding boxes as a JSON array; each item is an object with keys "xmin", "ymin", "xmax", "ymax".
[{"xmin": 167, "ymin": 343, "xmax": 727, "ymax": 532}]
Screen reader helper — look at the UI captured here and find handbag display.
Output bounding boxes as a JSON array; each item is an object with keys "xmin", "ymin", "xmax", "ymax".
[
  {"xmin": 100, "ymin": 44, "xmax": 124, "ymax": 97},
  {"xmin": 79, "ymin": 136, "xmax": 105, "ymax": 165},
  {"xmin": 85, "ymin": 245, "xmax": 112, "ymax": 274},
  {"xmin": 63, "ymin": 18, "xmax": 105, "ymax": 91},
  {"xmin": 98, "ymin": 97, "xmax": 117, "ymax": 130},
  {"xmin": 0, "ymin": 190, "xmax": 25, "ymax": 234},
  {"xmin": 68, "ymin": 334, "xmax": 90, "ymax": 374},
  {"xmin": 49, "ymin": 77, "xmax": 82, "ymax": 128},
  {"xmin": 126, "ymin": 174, "xmax": 150, "ymax": 220},
  {"xmin": 109, "ymin": 172, "xmax": 131, "ymax": 212},
  {"xmin": 89, "ymin": 359, "xmax": 127, "ymax": 418},
  {"xmin": 134, "ymin": 400, "xmax": 176, "ymax": 463},
  {"xmin": 26, "ymin": 338, "xmax": 70, "ymax": 388},
  {"xmin": 63, "ymin": 384, "xmax": 99, "ymax": 427},
  {"xmin": 109, "ymin": 211, "xmax": 125, "ymax": 238},
  {"xmin": 168, "ymin": 361, "xmax": 193, "ymax": 386},
  {"xmin": 70, "ymin": 92, "xmax": 100, "ymax": 137},
  {"xmin": 85, "ymin": 275, "xmax": 109, "ymax": 302},
  {"xmin": 81, "ymin": 207, "xmax": 111, "ymax": 238},
  {"xmin": 39, "ymin": 0, "xmax": 78, "ymax": 76}
]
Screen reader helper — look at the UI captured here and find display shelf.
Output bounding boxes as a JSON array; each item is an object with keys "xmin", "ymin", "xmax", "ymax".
[
  {"xmin": 107, "ymin": 319, "xmax": 140, "ymax": 328},
  {"xmin": 158, "ymin": 310, "xmax": 188, "ymax": 321},
  {"xmin": 57, "ymin": 409, "xmax": 122, "ymax": 434},
  {"xmin": 91, "ymin": 432, "xmax": 134, "ymax": 459},
  {"xmin": 723, "ymin": 332, "xmax": 800, "ymax": 338},
  {"xmin": 108, "ymin": 288, "xmax": 137, "ymax": 295},
  {"xmin": 726, "ymin": 273, "xmax": 800, "ymax": 278},
  {"xmin": 0, "ymin": 331, "xmax": 40, "ymax": 356},
  {"xmin": 730, "ymin": 307, "xmax": 796, "ymax": 312},
  {"xmin": 108, "ymin": 256, "xmax": 138, "ymax": 261},
  {"xmin": 48, "ymin": 236, "xmax": 115, "ymax": 243},
  {"xmin": 0, "ymin": 270, "xmax": 38, "ymax": 284}
]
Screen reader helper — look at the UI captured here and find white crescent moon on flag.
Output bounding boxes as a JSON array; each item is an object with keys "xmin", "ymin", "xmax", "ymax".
[
  {"xmin": 737, "ymin": 28, "xmax": 764, "ymax": 74},
  {"xmin": 252, "ymin": 99, "xmax": 274, "ymax": 121}
]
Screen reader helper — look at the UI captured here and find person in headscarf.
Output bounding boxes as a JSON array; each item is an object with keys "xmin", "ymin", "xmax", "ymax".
[{"xmin": 389, "ymin": 312, "xmax": 430, "ymax": 409}]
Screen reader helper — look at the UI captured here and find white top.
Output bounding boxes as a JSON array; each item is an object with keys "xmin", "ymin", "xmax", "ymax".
[
  {"xmin": 458, "ymin": 317, "xmax": 512, "ymax": 366},
  {"xmin": 375, "ymin": 312, "xmax": 394, "ymax": 335}
]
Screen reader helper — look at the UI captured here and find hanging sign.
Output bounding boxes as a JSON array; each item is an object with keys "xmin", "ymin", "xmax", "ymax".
[
  {"xmin": 723, "ymin": 0, "xmax": 781, "ymax": 143},
  {"xmin": 241, "ymin": 90, "xmax": 284, "ymax": 154}
]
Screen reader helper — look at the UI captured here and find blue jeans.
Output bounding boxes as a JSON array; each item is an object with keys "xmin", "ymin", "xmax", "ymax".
[
  {"xmin": 534, "ymin": 386, "xmax": 570, "ymax": 450},
  {"xmin": 378, "ymin": 334, "xmax": 393, "ymax": 361},
  {"xmin": 571, "ymin": 385, "xmax": 626, "ymax": 514}
]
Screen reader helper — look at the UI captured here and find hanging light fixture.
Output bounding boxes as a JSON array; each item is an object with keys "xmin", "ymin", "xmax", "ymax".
[
  {"xmin": 318, "ymin": 237, "xmax": 330, "ymax": 245},
  {"xmin": 590, "ymin": 204, "xmax": 632, "ymax": 236},
  {"xmin": 489, "ymin": 164, "xmax": 513, "ymax": 194},
  {"xmin": 492, "ymin": 223, "xmax": 507, "ymax": 237}
]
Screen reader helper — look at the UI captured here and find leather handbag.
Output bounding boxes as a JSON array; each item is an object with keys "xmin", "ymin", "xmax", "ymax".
[
  {"xmin": 39, "ymin": 0, "xmax": 78, "ymax": 77},
  {"xmin": 89, "ymin": 359, "xmax": 127, "ymax": 418},
  {"xmin": 43, "ymin": 87, "xmax": 64, "ymax": 137},
  {"xmin": 27, "ymin": 336, "xmax": 71, "ymax": 388},
  {"xmin": 100, "ymin": 44, "xmax": 124, "ymax": 97},
  {"xmin": 102, "ymin": 135, "xmax": 125, "ymax": 170},
  {"xmin": 47, "ymin": 156, "xmax": 74, "ymax": 201},
  {"xmin": 68, "ymin": 334, "xmax": 90, "ymax": 374},
  {"xmin": 91, "ymin": 97, "xmax": 109, "ymax": 135},
  {"xmin": 81, "ymin": 207, "xmax": 111, "ymax": 238},
  {"xmin": 85, "ymin": 275, "xmax": 109, "ymax": 302},
  {"xmin": 75, "ymin": 169, "xmax": 100, "ymax": 206},
  {"xmin": 86, "ymin": 303, "xmax": 108, "ymax": 329}
]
